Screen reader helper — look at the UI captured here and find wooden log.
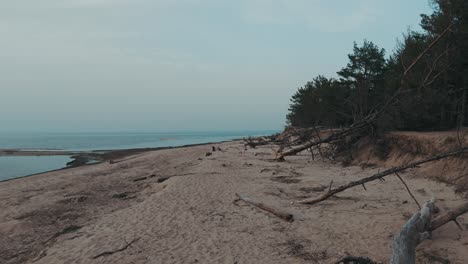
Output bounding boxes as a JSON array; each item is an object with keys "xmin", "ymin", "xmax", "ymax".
[
  {"xmin": 295, "ymin": 147, "xmax": 468, "ymax": 205},
  {"xmin": 391, "ymin": 199, "xmax": 435, "ymax": 264},
  {"xmin": 429, "ymin": 202, "xmax": 468, "ymax": 231},
  {"xmin": 391, "ymin": 200, "xmax": 468, "ymax": 263},
  {"xmin": 235, "ymin": 193, "xmax": 294, "ymax": 222}
]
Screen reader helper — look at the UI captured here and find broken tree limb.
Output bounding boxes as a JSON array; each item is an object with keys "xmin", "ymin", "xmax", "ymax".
[
  {"xmin": 235, "ymin": 193, "xmax": 294, "ymax": 222},
  {"xmin": 276, "ymin": 120, "xmax": 372, "ymax": 161},
  {"xmin": 429, "ymin": 202, "xmax": 468, "ymax": 231},
  {"xmin": 92, "ymin": 238, "xmax": 140, "ymax": 259},
  {"xmin": 391, "ymin": 199, "xmax": 435, "ymax": 264},
  {"xmin": 295, "ymin": 147, "xmax": 468, "ymax": 205},
  {"xmin": 391, "ymin": 200, "xmax": 468, "ymax": 264},
  {"xmin": 335, "ymin": 256, "xmax": 378, "ymax": 264},
  {"xmin": 395, "ymin": 172, "xmax": 421, "ymax": 209},
  {"xmin": 243, "ymin": 137, "xmax": 271, "ymax": 148}
]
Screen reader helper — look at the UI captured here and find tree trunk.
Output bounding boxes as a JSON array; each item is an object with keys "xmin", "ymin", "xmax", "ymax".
[
  {"xmin": 391, "ymin": 200, "xmax": 468, "ymax": 263},
  {"xmin": 295, "ymin": 147, "xmax": 468, "ymax": 205},
  {"xmin": 391, "ymin": 199, "xmax": 435, "ymax": 264}
]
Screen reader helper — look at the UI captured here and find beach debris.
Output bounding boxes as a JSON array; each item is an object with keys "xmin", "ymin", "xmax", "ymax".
[
  {"xmin": 112, "ymin": 192, "xmax": 136, "ymax": 200},
  {"xmin": 157, "ymin": 176, "xmax": 170, "ymax": 183},
  {"xmin": 271, "ymin": 176, "xmax": 301, "ymax": 184},
  {"xmin": 391, "ymin": 199, "xmax": 468, "ymax": 263},
  {"xmin": 58, "ymin": 196, "xmax": 88, "ymax": 204},
  {"xmin": 212, "ymin": 146, "xmax": 216, "ymax": 152},
  {"xmin": 294, "ymin": 147, "xmax": 468, "ymax": 205},
  {"xmin": 217, "ymin": 146, "xmax": 222, "ymax": 151},
  {"xmin": 132, "ymin": 176, "xmax": 148, "ymax": 182},
  {"xmin": 243, "ymin": 137, "xmax": 270, "ymax": 148},
  {"xmin": 112, "ymin": 193, "xmax": 128, "ymax": 199},
  {"xmin": 92, "ymin": 237, "xmax": 140, "ymax": 259},
  {"xmin": 299, "ymin": 186, "xmax": 328, "ymax": 193},
  {"xmin": 335, "ymin": 256, "xmax": 378, "ymax": 264},
  {"xmin": 394, "ymin": 172, "xmax": 421, "ymax": 209},
  {"xmin": 235, "ymin": 193, "xmax": 294, "ymax": 222},
  {"xmin": 205, "ymin": 152, "xmax": 212, "ymax": 157},
  {"xmin": 52, "ymin": 225, "xmax": 82, "ymax": 239},
  {"xmin": 282, "ymin": 239, "xmax": 328, "ymax": 262}
]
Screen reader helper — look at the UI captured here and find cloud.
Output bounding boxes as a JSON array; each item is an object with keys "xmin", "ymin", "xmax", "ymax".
[{"xmin": 240, "ymin": 0, "xmax": 379, "ymax": 32}]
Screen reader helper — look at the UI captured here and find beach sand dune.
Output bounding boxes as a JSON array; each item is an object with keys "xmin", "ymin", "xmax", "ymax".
[{"xmin": 1, "ymin": 141, "xmax": 467, "ymax": 263}]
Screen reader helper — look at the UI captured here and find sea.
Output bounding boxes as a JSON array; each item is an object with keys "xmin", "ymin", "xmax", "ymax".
[{"xmin": 0, "ymin": 130, "xmax": 277, "ymax": 181}]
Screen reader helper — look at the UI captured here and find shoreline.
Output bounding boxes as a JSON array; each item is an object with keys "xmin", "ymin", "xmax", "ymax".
[{"xmin": 0, "ymin": 139, "xmax": 239, "ymax": 183}]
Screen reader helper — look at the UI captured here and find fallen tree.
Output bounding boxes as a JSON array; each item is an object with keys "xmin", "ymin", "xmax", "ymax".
[
  {"xmin": 243, "ymin": 137, "xmax": 272, "ymax": 148},
  {"xmin": 275, "ymin": 115, "xmax": 374, "ymax": 161},
  {"xmin": 295, "ymin": 147, "xmax": 468, "ymax": 205},
  {"xmin": 391, "ymin": 199, "xmax": 468, "ymax": 264},
  {"xmin": 276, "ymin": 23, "xmax": 453, "ymax": 161}
]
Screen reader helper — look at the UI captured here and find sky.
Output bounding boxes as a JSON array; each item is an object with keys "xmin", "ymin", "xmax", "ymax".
[{"xmin": 0, "ymin": 0, "xmax": 433, "ymax": 132}]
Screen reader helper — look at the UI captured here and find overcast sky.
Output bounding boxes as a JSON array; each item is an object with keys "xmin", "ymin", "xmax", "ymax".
[{"xmin": 0, "ymin": 0, "xmax": 432, "ymax": 132}]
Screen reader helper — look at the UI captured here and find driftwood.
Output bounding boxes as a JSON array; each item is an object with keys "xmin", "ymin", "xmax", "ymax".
[
  {"xmin": 295, "ymin": 147, "xmax": 468, "ymax": 205},
  {"xmin": 336, "ymin": 256, "xmax": 378, "ymax": 264},
  {"xmin": 235, "ymin": 193, "xmax": 294, "ymax": 222},
  {"xmin": 391, "ymin": 199, "xmax": 435, "ymax": 264},
  {"xmin": 391, "ymin": 200, "xmax": 468, "ymax": 263},
  {"xmin": 92, "ymin": 238, "xmax": 140, "ymax": 259}
]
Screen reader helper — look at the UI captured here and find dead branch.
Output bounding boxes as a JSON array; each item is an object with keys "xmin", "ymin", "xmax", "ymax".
[
  {"xmin": 92, "ymin": 238, "xmax": 140, "ymax": 259},
  {"xmin": 295, "ymin": 147, "xmax": 468, "ymax": 205},
  {"xmin": 235, "ymin": 193, "xmax": 294, "ymax": 222},
  {"xmin": 276, "ymin": 117, "xmax": 373, "ymax": 160},
  {"xmin": 429, "ymin": 202, "xmax": 468, "ymax": 231},
  {"xmin": 394, "ymin": 172, "xmax": 421, "ymax": 209},
  {"xmin": 402, "ymin": 23, "xmax": 452, "ymax": 77},
  {"xmin": 243, "ymin": 137, "xmax": 271, "ymax": 148},
  {"xmin": 336, "ymin": 256, "xmax": 378, "ymax": 264}
]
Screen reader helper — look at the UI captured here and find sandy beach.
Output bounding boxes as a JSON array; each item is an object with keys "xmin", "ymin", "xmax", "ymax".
[{"xmin": 1, "ymin": 140, "xmax": 467, "ymax": 264}]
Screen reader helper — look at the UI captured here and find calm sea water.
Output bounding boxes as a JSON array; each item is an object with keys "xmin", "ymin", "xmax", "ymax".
[
  {"xmin": 0, "ymin": 156, "xmax": 72, "ymax": 181},
  {"xmin": 0, "ymin": 130, "xmax": 277, "ymax": 181}
]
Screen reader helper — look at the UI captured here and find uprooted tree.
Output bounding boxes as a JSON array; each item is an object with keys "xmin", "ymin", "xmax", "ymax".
[
  {"xmin": 274, "ymin": 20, "xmax": 454, "ymax": 161},
  {"xmin": 268, "ymin": 0, "xmax": 468, "ymax": 162}
]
